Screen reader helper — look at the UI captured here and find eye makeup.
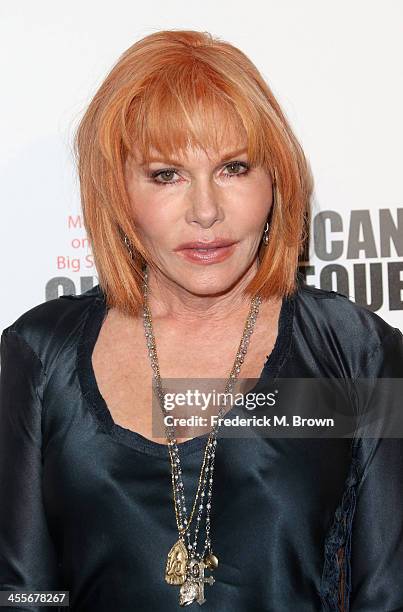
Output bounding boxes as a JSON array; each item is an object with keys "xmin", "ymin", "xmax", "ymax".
[{"xmin": 147, "ymin": 161, "xmax": 251, "ymax": 186}]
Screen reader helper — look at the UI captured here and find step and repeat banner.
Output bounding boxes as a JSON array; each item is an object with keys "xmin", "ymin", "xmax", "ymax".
[{"xmin": 1, "ymin": 1, "xmax": 402, "ymax": 331}]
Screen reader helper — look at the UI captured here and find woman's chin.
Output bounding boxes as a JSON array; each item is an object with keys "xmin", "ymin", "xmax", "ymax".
[{"xmin": 173, "ymin": 269, "xmax": 243, "ymax": 297}]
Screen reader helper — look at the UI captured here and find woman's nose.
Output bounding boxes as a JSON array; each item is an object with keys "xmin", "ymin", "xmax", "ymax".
[{"xmin": 186, "ymin": 179, "xmax": 223, "ymax": 227}]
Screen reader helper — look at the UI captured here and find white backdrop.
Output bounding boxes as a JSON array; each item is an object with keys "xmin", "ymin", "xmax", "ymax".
[{"xmin": 1, "ymin": 0, "xmax": 402, "ymax": 331}]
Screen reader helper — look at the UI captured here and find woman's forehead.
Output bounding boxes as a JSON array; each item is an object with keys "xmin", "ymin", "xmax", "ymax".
[
  {"xmin": 130, "ymin": 102, "xmax": 247, "ymax": 156},
  {"xmin": 143, "ymin": 141, "xmax": 247, "ymax": 162},
  {"xmin": 131, "ymin": 125, "xmax": 249, "ymax": 164}
]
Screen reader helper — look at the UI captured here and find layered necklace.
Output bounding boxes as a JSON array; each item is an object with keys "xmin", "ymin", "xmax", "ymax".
[{"xmin": 142, "ymin": 265, "xmax": 262, "ymax": 606}]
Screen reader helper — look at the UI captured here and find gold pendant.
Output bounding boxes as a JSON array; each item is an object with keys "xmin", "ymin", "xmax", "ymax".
[
  {"xmin": 204, "ymin": 552, "xmax": 219, "ymax": 570},
  {"xmin": 165, "ymin": 539, "xmax": 188, "ymax": 585}
]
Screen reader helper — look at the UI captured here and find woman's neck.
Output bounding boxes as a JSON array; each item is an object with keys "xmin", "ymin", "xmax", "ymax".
[{"xmin": 145, "ymin": 260, "xmax": 260, "ymax": 324}]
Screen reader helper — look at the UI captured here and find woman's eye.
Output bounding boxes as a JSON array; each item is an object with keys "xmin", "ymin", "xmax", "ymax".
[
  {"xmin": 149, "ymin": 161, "xmax": 250, "ymax": 186},
  {"xmin": 223, "ymin": 161, "xmax": 250, "ymax": 177},
  {"xmin": 151, "ymin": 169, "xmax": 179, "ymax": 184}
]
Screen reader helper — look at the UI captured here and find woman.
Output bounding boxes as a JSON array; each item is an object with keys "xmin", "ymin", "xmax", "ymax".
[{"xmin": 1, "ymin": 29, "xmax": 402, "ymax": 612}]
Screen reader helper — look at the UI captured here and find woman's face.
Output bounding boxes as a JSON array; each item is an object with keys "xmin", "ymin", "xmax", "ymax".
[{"xmin": 124, "ymin": 138, "xmax": 273, "ymax": 297}]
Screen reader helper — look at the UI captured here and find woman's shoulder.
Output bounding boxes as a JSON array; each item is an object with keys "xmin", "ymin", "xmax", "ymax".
[
  {"xmin": 296, "ymin": 279, "xmax": 400, "ymax": 344},
  {"xmin": 1, "ymin": 284, "xmax": 103, "ymax": 370},
  {"xmin": 294, "ymin": 279, "xmax": 403, "ymax": 376}
]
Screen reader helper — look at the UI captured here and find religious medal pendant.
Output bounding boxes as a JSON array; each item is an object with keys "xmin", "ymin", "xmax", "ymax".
[
  {"xmin": 165, "ymin": 539, "xmax": 188, "ymax": 585},
  {"xmin": 179, "ymin": 558, "xmax": 215, "ymax": 607}
]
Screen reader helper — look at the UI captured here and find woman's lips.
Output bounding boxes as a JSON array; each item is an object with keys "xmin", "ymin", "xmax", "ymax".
[{"xmin": 175, "ymin": 243, "xmax": 237, "ymax": 265}]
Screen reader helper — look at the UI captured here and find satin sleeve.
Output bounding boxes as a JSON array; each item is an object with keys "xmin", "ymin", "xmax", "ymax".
[
  {"xmin": 350, "ymin": 327, "xmax": 403, "ymax": 611},
  {"xmin": 0, "ymin": 327, "xmax": 60, "ymax": 607}
]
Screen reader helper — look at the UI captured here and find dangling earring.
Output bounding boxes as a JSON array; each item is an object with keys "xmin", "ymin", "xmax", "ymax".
[
  {"xmin": 123, "ymin": 232, "xmax": 134, "ymax": 260},
  {"xmin": 262, "ymin": 168, "xmax": 276, "ymax": 246},
  {"xmin": 263, "ymin": 222, "xmax": 270, "ymax": 246}
]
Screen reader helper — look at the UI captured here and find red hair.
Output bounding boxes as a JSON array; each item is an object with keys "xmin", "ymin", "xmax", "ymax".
[{"xmin": 73, "ymin": 29, "xmax": 313, "ymax": 316}]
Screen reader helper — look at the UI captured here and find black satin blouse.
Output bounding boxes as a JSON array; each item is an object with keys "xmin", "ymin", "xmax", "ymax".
[{"xmin": 1, "ymin": 278, "xmax": 403, "ymax": 612}]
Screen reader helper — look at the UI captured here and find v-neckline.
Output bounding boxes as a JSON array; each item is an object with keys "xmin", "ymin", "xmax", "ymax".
[{"xmin": 77, "ymin": 285, "xmax": 296, "ymax": 457}]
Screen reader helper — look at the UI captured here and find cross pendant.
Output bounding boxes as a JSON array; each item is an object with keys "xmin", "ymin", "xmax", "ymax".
[
  {"xmin": 192, "ymin": 559, "xmax": 215, "ymax": 605},
  {"xmin": 179, "ymin": 559, "xmax": 215, "ymax": 606}
]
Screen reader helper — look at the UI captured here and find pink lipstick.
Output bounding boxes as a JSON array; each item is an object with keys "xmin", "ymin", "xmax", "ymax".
[{"xmin": 174, "ymin": 239, "xmax": 237, "ymax": 265}]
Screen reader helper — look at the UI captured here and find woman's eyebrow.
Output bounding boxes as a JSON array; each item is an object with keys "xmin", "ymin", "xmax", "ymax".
[{"xmin": 140, "ymin": 147, "xmax": 248, "ymax": 168}]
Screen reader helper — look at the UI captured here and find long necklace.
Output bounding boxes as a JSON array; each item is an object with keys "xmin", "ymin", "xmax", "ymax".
[{"xmin": 142, "ymin": 265, "xmax": 262, "ymax": 606}]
